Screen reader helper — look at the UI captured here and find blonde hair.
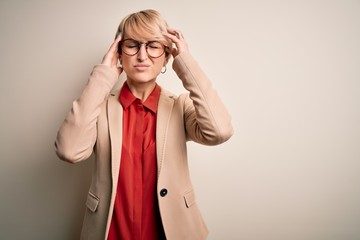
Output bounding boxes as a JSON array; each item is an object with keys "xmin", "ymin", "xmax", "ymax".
[{"xmin": 115, "ymin": 9, "xmax": 172, "ymax": 56}]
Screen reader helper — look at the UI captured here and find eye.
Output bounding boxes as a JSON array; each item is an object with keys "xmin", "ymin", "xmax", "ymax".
[
  {"xmin": 125, "ymin": 40, "xmax": 140, "ymax": 48},
  {"xmin": 148, "ymin": 42, "xmax": 162, "ymax": 49}
]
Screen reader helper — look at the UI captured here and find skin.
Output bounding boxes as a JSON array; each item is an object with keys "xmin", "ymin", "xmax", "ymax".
[{"xmin": 101, "ymin": 28, "xmax": 189, "ymax": 101}]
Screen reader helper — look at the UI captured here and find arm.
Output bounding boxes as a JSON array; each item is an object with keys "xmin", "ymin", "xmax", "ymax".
[
  {"xmin": 55, "ymin": 65, "xmax": 118, "ymax": 163},
  {"xmin": 174, "ymin": 52, "xmax": 233, "ymax": 145},
  {"xmin": 55, "ymin": 36, "xmax": 123, "ymax": 163},
  {"xmin": 164, "ymin": 29, "xmax": 233, "ymax": 145}
]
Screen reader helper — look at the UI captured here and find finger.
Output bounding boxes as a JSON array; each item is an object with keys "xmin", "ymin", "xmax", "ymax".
[
  {"xmin": 109, "ymin": 33, "xmax": 122, "ymax": 53},
  {"xmin": 102, "ymin": 35, "xmax": 122, "ymax": 65},
  {"xmin": 166, "ymin": 27, "xmax": 178, "ymax": 35},
  {"xmin": 175, "ymin": 30, "xmax": 184, "ymax": 40},
  {"xmin": 111, "ymin": 51, "xmax": 119, "ymax": 66},
  {"xmin": 171, "ymin": 48, "xmax": 179, "ymax": 57},
  {"xmin": 162, "ymin": 32, "xmax": 181, "ymax": 44},
  {"xmin": 115, "ymin": 33, "xmax": 122, "ymax": 45},
  {"xmin": 167, "ymin": 27, "xmax": 184, "ymax": 39},
  {"xmin": 165, "ymin": 28, "xmax": 178, "ymax": 40}
]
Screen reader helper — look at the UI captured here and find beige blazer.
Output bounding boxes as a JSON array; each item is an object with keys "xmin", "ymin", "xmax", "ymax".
[{"xmin": 55, "ymin": 52, "xmax": 233, "ymax": 240}]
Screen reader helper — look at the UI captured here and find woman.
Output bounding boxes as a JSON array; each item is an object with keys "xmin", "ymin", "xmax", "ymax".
[{"xmin": 55, "ymin": 9, "xmax": 233, "ymax": 240}]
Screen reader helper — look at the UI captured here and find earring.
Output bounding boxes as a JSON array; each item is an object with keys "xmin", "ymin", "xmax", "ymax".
[{"xmin": 161, "ymin": 66, "xmax": 167, "ymax": 74}]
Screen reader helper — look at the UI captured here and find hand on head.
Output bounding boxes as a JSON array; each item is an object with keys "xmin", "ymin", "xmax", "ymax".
[
  {"xmin": 101, "ymin": 33, "xmax": 123, "ymax": 77},
  {"xmin": 162, "ymin": 28, "xmax": 189, "ymax": 58}
]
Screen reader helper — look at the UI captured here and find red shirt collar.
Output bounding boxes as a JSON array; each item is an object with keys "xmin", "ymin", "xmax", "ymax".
[{"xmin": 119, "ymin": 81, "xmax": 161, "ymax": 113}]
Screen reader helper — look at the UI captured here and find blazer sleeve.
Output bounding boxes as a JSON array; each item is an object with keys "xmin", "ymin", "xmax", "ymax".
[
  {"xmin": 55, "ymin": 64, "xmax": 118, "ymax": 163},
  {"xmin": 172, "ymin": 52, "xmax": 234, "ymax": 145}
]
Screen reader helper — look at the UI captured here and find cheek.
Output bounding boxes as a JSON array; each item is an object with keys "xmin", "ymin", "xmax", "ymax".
[
  {"xmin": 120, "ymin": 56, "xmax": 131, "ymax": 71},
  {"xmin": 154, "ymin": 58, "xmax": 166, "ymax": 70},
  {"xmin": 120, "ymin": 55, "xmax": 127, "ymax": 65},
  {"xmin": 154, "ymin": 62, "xmax": 163, "ymax": 72}
]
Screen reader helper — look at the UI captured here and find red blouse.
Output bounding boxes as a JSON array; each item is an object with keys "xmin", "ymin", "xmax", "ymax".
[{"xmin": 107, "ymin": 82, "xmax": 165, "ymax": 240}]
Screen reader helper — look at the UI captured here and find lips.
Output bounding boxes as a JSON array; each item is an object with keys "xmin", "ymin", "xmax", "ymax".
[{"xmin": 134, "ymin": 64, "xmax": 150, "ymax": 71}]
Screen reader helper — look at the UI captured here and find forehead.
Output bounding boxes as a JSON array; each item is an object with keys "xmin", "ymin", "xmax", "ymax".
[
  {"xmin": 123, "ymin": 22, "xmax": 165, "ymax": 41},
  {"xmin": 123, "ymin": 32, "xmax": 160, "ymax": 42},
  {"xmin": 123, "ymin": 35, "xmax": 151, "ymax": 42}
]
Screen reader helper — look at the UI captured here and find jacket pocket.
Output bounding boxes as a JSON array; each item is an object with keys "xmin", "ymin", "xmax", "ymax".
[
  {"xmin": 86, "ymin": 191, "xmax": 99, "ymax": 212},
  {"xmin": 184, "ymin": 189, "xmax": 196, "ymax": 208}
]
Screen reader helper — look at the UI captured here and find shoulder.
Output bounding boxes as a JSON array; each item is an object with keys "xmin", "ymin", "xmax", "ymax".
[
  {"xmin": 158, "ymin": 86, "xmax": 193, "ymax": 115},
  {"xmin": 158, "ymin": 86, "xmax": 191, "ymax": 102},
  {"xmin": 159, "ymin": 86, "xmax": 177, "ymax": 101}
]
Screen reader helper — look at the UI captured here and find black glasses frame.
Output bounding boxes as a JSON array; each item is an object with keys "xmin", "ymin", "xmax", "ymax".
[{"xmin": 118, "ymin": 39, "xmax": 169, "ymax": 58}]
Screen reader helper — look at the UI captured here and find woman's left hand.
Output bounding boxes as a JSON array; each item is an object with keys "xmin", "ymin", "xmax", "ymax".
[{"xmin": 163, "ymin": 28, "xmax": 189, "ymax": 58}]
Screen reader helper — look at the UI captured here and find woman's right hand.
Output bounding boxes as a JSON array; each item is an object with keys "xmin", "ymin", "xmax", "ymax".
[{"xmin": 101, "ymin": 34, "xmax": 123, "ymax": 77}]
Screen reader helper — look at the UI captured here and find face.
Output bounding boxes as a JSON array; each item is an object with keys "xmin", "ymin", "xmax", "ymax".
[{"xmin": 119, "ymin": 36, "xmax": 169, "ymax": 85}]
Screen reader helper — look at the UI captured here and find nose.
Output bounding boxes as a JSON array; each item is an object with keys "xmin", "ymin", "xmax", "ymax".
[{"xmin": 137, "ymin": 44, "xmax": 148, "ymax": 61}]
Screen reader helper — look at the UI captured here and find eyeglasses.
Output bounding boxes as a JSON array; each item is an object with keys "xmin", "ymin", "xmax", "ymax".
[{"xmin": 119, "ymin": 39, "xmax": 168, "ymax": 58}]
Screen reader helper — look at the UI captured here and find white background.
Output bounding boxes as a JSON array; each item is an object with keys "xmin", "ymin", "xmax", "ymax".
[{"xmin": 1, "ymin": 0, "xmax": 360, "ymax": 239}]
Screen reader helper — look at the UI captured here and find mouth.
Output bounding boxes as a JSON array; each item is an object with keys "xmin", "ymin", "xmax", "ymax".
[{"xmin": 134, "ymin": 64, "xmax": 150, "ymax": 71}]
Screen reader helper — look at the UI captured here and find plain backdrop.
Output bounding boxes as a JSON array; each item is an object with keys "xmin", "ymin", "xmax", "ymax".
[{"xmin": 1, "ymin": 0, "xmax": 360, "ymax": 239}]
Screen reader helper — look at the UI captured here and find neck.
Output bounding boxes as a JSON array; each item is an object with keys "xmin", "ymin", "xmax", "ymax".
[{"xmin": 126, "ymin": 79, "xmax": 156, "ymax": 102}]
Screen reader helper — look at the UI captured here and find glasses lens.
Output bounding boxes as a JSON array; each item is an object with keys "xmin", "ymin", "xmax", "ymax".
[
  {"xmin": 121, "ymin": 40, "xmax": 139, "ymax": 56},
  {"xmin": 121, "ymin": 40, "xmax": 166, "ymax": 58},
  {"xmin": 147, "ymin": 41, "xmax": 165, "ymax": 58}
]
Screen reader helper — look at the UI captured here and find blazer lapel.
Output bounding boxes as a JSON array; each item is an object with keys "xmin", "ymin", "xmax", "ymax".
[
  {"xmin": 156, "ymin": 88, "xmax": 175, "ymax": 178},
  {"xmin": 107, "ymin": 93, "xmax": 123, "ymax": 190},
  {"xmin": 104, "ymin": 92, "xmax": 123, "ymax": 237}
]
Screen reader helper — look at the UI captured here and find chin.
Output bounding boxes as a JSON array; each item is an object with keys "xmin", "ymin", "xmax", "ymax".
[{"xmin": 127, "ymin": 72, "xmax": 159, "ymax": 83}]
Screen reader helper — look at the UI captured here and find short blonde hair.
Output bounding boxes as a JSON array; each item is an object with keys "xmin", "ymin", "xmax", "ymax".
[{"xmin": 115, "ymin": 9, "xmax": 172, "ymax": 56}]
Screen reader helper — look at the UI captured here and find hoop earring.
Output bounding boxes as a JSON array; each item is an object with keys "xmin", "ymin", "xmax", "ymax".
[{"xmin": 161, "ymin": 66, "xmax": 167, "ymax": 74}]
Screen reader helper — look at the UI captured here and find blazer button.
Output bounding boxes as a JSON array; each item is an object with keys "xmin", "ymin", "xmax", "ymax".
[{"xmin": 160, "ymin": 188, "xmax": 168, "ymax": 197}]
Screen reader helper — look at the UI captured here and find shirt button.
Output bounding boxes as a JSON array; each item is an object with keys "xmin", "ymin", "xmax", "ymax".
[{"xmin": 160, "ymin": 188, "xmax": 168, "ymax": 197}]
